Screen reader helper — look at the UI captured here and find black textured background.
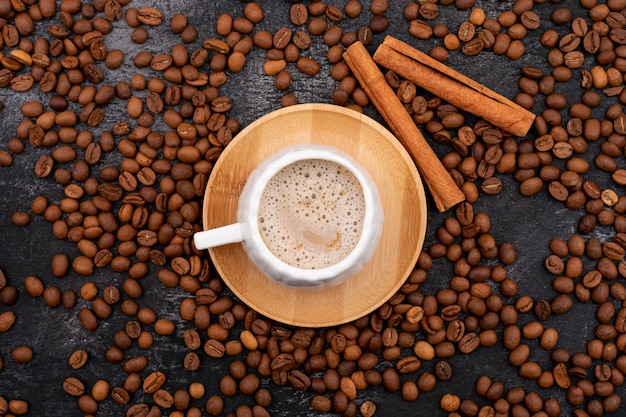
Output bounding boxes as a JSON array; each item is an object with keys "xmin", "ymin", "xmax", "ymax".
[{"xmin": 0, "ymin": 1, "xmax": 624, "ymax": 416}]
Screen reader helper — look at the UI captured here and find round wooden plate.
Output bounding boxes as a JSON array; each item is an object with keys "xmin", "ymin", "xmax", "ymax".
[{"xmin": 202, "ymin": 103, "xmax": 427, "ymax": 327}]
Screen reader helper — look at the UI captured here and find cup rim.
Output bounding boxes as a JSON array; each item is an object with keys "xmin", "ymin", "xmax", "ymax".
[{"xmin": 237, "ymin": 143, "xmax": 384, "ymax": 286}]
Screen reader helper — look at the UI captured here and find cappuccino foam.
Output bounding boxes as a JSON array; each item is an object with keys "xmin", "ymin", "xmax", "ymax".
[{"xmin": 257, "ymin": 158, "xmax": 365, "ymax": 269}]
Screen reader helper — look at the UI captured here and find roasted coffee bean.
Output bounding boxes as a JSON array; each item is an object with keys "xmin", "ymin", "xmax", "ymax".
[
  {"xmin": 204, "ymin": 339, "xmax": 226, "ymax": 358},
  {"xmin": 111, "ymin": 387, "xmax": 130, "ymax": 405},
  {"xmin": 0, "ymin": 311, "xmax": 16, "ymax": 333},
  {"xmin": 290, "ymin": 4, "xmax": 308, "ymax": 25},
  {"xmin": 69, "ymin": 349, "xmax": 88, "ymax": 369},
  {"xmin": 11, "ymin": 74, "xmax": 35, "ymax": 92},
  {"xmin": 63, "ymin": 377, "xmax": 85, "ymax": 397},
  {"xmin": 481, "ymin": 177, "xmax": 503, "ymax": 195},
  {"xmin": 137, "ymin": 6, "xmax": 163, "ymax": 26},
  {"xmin": 396, "ymin": 356, "xmax": 421, "ymax": 373},
  {"xmin": 519, "ymin": 177, "xmax": 543, "ymax": 196},
  {"xmin": 126, "ymin": 403, "xmax": 149, "ymax": 417},
  {"xmin": 357, "ymin": 25, "xmax": 373, "ymax": 45},
  {"xmin": 458, "ymin": 333, "xmax": 480, "ymax": 353},
  {"xmin": 294, "ymin": 31, "xmax": 313, "ymax": 50},
  {"xmin": 11, "ymin": 345, "xmax": 33, "ymax": 363},
  {"xmin": 297, "ymin": 57, "xmax": 320, "ymax": 76},
  {"xmin": 458, "ymin": 22, "xmax": 476, "ymax": 43},
  {"xmin": 143, "ymin": 371, "xmax": 166, "ymax": 393}
]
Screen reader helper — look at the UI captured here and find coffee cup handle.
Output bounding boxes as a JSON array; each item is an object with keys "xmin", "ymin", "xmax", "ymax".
[{"xmin": 193, "ymin": 223, "xmax": 244, "ymax": 250}]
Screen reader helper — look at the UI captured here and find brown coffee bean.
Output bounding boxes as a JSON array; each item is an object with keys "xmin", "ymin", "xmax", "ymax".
[
  {"xmin": 539, "ymin": 327, "xmax": 559, "ymax": 350},
  {"xmin": 369, "ymin": 14, "xmax": 389, "ymax": 33},
  {"xmin": 522, "ymin": 321, "xmax": 544, "ymax": 339},
  {"xmin": 458, "ymin": 332, "xmax": 480, "ymax": 353},
  {"xmin": 204, "ymin": 339, "xmax": 226, "ymax": 358},
  {"xmin": 410, "ymin": 20, "xmax": 433, "ymax": 40},
  {"xmin": 109, "ymin": 387, "xmax": 130, "ymax": 405},
  {"xmin": 10, "ymin": 210, "xmax": 30, "ymax": 226},
  {"xmin": 89, "ymin": 379, "xmax": 110, "ymax": 403},
  {"xmin": 296, "ymin": 31, "xmax": 315, "ymax": 51},
  {"xmin": 137, "ymin": 6, "xmax": 162, "ymax": 26},
  {"xmin": 417, "ymin": 372, "xmax": 437, "ymax": 393},
  {"xmin": 311, "ymin": 395, "xmax": 332, "ymax": 413},
  {"xmin": 78, "ymin": 308, "xmax": 98, "ymax": 331},
  {"xmin": 69, "ymin": 349, "xmax": 88, "ymax": 369},
  {"xmin": 253, "ymin": 31, "xmax": 273, "ymax": 50},
  {"xmin": 152, "ymin": 318, "xmax": 174, "ymax": 336},
  {"xmin": 553, "ymin": 362, "xmax": 571, "ymax": 388},
  {"xmin": 51, "ymin": 253, "xmax": 70, "ymax": 277},
  {"xmin": 551, "ymin": 293, "xmax": 574, "ymax": 314},
  {"xmin": 152, "ymin": 389, "xmax": 173, "ymax": 408},
  {"xmin": 273, "ymin": 27, "xmax": 292, "ymax": 50},
  {"xmin": 11, "ymin": 345, "xmax": 33, "ymax": 363},
  {"xmin": 481, "ymin": 177, "xmax": 503, "ymax": 195},
  {"xmin": 297, "ymin": 57, "xmax": 320, "ymax": 76},
  {"xmin": 380, "ymin": 367, "xmax": 400, "ymax": 393},
  {"xmin": 143, "ymin": 371, "xmax": 166, "ymax": 393},
  {"xmin": 0, "ymin": 310, "xmax": 16, "ymax": 333},
  {"xmin": 396, "ymin": 356, "xmax": 421, "ymax": 373},
  {"xmin": 63, "ymin": 377, "xmax": 85, "ymax": 397},
  {"xmin": 290, "ymin": 4, "xmax": 308, "ymax": 25},
  {"xmin": 545, "ymin": 254, "xmax": 565, "ymax": 275},
  {"xmin": 458, "ymin": 22, "xmax": 476, "ymax": 43}
]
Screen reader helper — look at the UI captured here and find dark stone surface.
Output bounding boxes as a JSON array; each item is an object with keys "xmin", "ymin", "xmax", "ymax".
[{"xmin": 0, "ymin": 1, "xmax": 624, "ymax": 416}]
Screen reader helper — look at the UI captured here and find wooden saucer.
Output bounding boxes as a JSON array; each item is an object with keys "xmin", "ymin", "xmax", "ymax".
[{"xmin": 202, "ymin": 103, "xmax": 427, "ymax": 327}]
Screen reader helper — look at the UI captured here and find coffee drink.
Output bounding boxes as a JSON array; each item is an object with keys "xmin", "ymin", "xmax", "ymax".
[{"xmin": 257, "ymin": 159, "xmax": 365, "ymax": 269}]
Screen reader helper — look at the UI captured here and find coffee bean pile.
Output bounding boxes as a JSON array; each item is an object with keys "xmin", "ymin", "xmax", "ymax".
[{"xmin": 1, "ymin": 0, "xmax": 626, "ymax": 416}]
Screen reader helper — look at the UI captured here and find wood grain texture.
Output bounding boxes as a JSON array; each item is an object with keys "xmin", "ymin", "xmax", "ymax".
[{"xmin": 202, "ymin": 103, "xmax": 427, "ymax": 327}]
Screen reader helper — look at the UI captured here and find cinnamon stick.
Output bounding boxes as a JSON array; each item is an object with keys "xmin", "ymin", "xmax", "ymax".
[
  {"xmin": 343, "ymin": 41, "xmax": 465, "ymax": 212},
  {"xmin": 373, "ymin": 36, "xmax": 536, "ymax": 137}
]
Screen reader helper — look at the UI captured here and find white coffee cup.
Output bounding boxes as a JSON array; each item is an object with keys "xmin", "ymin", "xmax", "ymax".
[{"xmin": 193, "ymin": 144, "xmax": 384, "ymax": 289}]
